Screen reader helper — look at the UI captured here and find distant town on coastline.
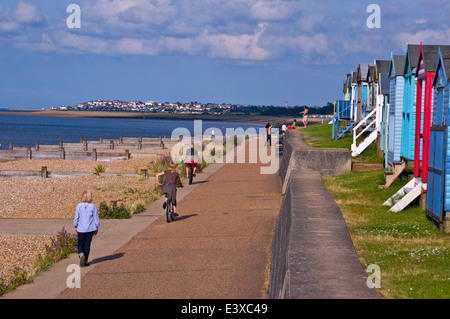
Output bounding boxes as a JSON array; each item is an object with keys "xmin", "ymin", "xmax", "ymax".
[{"xmin": 49, "ymin": 100, "xmax": 334, "ymax": 117}]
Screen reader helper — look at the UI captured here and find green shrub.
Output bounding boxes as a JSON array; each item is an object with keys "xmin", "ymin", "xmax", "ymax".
[
  {"xmin": 98, "ymin": 201, "xmax": 146, "ymax": 219},
  {"xmin": 98, "ymin": 201, "xmax": 131, "ymax": 219},
  {"xmin": 93, "ymin": 163, "xmax": 106, "ymax": 175},
  {"xmin": 44, "ymin": 227, "xmax": 78, "ymax": 262}
]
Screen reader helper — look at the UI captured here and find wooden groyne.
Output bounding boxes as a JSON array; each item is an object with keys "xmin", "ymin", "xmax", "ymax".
[{"xmin": 0, "ymin": 135, "xmax": 176, "ymax": 162}]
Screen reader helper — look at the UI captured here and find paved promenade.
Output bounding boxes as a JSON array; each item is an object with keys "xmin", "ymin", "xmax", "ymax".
[
  {"xmin": 2, "ymin": 134, "xmax": 378, "ymax": 300},
  {"xmin": 3, "ymin": 144, "xmax": 282, "ymax": 299}
]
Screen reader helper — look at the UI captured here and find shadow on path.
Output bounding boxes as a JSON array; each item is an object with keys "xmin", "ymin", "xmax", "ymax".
[{"xmin": 90, "ymin": 252, "xmax": 125, "ymax": 265}]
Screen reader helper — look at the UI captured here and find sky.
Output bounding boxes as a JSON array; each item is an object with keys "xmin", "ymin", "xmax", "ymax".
[{"xmin": 0, "ymin": 0, "xmax": 449, "ymax": 109}]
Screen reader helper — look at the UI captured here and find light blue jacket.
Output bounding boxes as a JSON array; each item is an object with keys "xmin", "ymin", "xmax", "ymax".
[{"xmin": 73, "ymin": 202, "xmax": 99, "ymax": 233}]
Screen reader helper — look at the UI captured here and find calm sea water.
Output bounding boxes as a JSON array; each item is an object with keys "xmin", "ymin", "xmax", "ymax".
[{"xmin": 0, "ymin": 114, "xmax": 264, "ymax": 150}]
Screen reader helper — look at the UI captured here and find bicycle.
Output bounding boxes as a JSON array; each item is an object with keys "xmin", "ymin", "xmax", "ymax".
[{"xmin": 165, "ymin": 198, "xmax": 175, "ymax": 223}]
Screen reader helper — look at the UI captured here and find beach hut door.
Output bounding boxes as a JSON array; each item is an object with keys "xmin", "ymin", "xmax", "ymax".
[{"xmin": 426, "ymin": 86, "xmax": 445, "ymax": 224}]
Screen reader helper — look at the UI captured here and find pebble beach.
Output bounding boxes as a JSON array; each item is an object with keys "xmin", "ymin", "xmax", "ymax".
[{"xmin": 0, "ymin": 152, "xmax": 167, "ymax": 281}]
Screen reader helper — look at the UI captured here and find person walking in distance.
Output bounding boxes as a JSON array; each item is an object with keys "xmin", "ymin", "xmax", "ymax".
[
  {"xmin": 74, "ymin": 189, "xmax": 99, "ymax": 267},
  {"xmin": 265, "ymin": 122, "xmax": 273, "ymax": 146},
  {"xmin": 300, "ymin": 106, "xmax": 309, "ymax": 128}
]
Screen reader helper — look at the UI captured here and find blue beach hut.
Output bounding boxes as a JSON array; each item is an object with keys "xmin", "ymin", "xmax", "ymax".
[
  {"xmin": 387, "ymin": 53, "xmax": 406, "ymax": 167},
  {"xmin": 374, "ymin": 60, "xmax": 391, "ymax": 159},
  {"xmin": 401, "ymin": 44, "xmax": 421, "ymax": 162},
  {"xmin": 426, "ymin": 47, "xmax": 450, "ymax": 229},
  {"xmin": 379, "ymin": 72, "xmax": 390, "ymax": 164},
  {"xmin": 351, "ymin": 71, "xmax": 358, "ymax": 119},
  {"xmin": 332, "ymin": 73, "xmax": 355, "ymax": 140},
  {"xmin": 356, "ymin": 63, "xmax": 373, "ymax": 123}
]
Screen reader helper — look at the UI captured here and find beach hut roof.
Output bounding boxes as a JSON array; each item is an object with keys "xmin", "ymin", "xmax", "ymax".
[
  {"xmin": 403, "ymin": 44, "xmax": 421, "ymax": 75},
  {"xmin": 419, "ymin": 45, "xmax": 450, "ymax": 73},
  {"xmin": 433, "ymin": 47, "xmax": 450, "ymax": 86},
  {"xmin": 357, "ymin": 63, "xmax": 374, "ymax": 82},
  {"xmin": 441, "ymin": 49, "xmax": 450, "ymax": 80},
  {"xmin": 390, "ymin": 54, "xmax": 406, "ymax": 78},
  {"xmin": 346, "ymin": 74, "xmax": 353, "ymax": 87},
  {"xmin": 376, "ymin": 60, "xmax": 391, "ymax": 75},
  {"xmin": 342, "ymin": 73, "xmax": 353, "ymax": 93}
]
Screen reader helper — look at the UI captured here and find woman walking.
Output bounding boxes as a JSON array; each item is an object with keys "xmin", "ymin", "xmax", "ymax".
[{"xmin": 73, "ymin": 189, "xmax": 99, "ymax": 267}]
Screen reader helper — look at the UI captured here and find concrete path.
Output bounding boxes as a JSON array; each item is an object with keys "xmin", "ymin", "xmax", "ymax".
[
  {"xmin": 3, "ymin": 143, "xmax": 282, "ymax": 299},
  {"xmin": 2, "ymin": 133, "xmax": 378, "ymax": 300}
]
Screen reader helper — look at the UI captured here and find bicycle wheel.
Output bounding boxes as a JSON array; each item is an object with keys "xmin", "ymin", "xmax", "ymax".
[
  {"xmin": 170, "ymin": 204, "xmax": 175, "ymax": 221},
  {"xmin": 189, "ymin": 165, "xmax": 193, "ymax": 185},
  {"xmin": 166, "ymin": 200, "xmax": 172, "ymax": 223}
]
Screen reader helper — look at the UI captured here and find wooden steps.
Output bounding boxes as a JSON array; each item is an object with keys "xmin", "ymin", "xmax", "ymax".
[
  {"xmin": 383, "ymin": 178, "xmax": 422, "ymax": 212},
  {"xmin": 379, "ymin": 161, "xmax": 405, "ymax": 188}
]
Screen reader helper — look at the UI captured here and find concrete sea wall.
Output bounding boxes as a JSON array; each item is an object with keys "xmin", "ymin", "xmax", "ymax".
[{"xmin": 269, "ymin": 129, "xmax": 378, "ymax": 299}]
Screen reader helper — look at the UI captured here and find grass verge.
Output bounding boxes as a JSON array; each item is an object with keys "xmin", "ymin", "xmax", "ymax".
[
  {"xmin": 298, "ymin": 123, "xmax": 449, "ymax": 298},
  {"xmin": 322, "ymin": 170, "xmax": 450, "ymax": 298}
]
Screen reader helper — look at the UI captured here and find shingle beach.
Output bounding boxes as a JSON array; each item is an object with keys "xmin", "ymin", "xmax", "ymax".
[{"xmin": 0, "ymin": 153, "xmax": 166, "ymax": 279}]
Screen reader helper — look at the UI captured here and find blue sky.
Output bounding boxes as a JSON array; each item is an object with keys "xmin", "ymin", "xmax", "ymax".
[{"xmin": 0, "ymin": 0, "xmax": 449, "ymax": 108}]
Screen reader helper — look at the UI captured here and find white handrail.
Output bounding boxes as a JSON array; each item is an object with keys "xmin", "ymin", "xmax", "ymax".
[
  {"xmin": 353, "ymin": 107, "xmax": 377, "ymax": 132},
  {"xmin": 352, "ymin": 106, "xmax": 379, "ymax": 151},
  {"xmin": 355, "ymin": 119, "xmax": 376, "ymax": 140}
]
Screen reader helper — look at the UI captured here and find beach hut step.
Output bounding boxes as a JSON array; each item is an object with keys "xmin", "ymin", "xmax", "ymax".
[
  {"xmin": 404, "ymin": 187, "xmax": 413, "ymax": 194},
  {"xmin": 383, "ymin": 178, "xmax": 422, "ymax": 212}
]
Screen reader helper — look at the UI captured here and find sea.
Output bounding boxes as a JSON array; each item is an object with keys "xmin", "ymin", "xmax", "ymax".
[{"xmin": 0, "ymin": 111, "xmax": 264, "ymax": 150}]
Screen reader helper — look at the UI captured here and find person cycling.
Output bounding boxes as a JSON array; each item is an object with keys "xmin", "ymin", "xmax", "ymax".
[
  {"xmin": 185, "ymin": 143, "xmax": 199, "ymax": 178},
  {"xmin": 156, "ymin": 162, "xmax": 183, "ymax": 217}
]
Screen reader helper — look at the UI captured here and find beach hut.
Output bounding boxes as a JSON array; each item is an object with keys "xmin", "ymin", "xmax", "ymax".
[
  {"xmin": 387, "ymin": 53, "xmax": 406, "ymax": 167},
  {"xmin": 426, "ymin": 47, "xmax": 450, "ymax": 230},
  {"xmin": 374, "ymin": 60, "xmax": 391, "ymax": 158},
  {"xmin": 351, "ymin": 60, "xmax": 390, "ymax": 156},
  {"xmin": 343, "ymin": 73, "xmax": 352, "ymax": 101},
  {"xmin": 351, "ymin": 71, "xmax": 358, "ymax": 120},
  {"xmin": 385, "ymin": 44, "xmax": 450, "ymax": 212},
  {"xmin": 332, "ymin": 73, "xmax": 355, "ymax": 140},
  {"xmin": 379, "ymin": 72, "xmax": 391, "ymax": 164},
  {"xmin": 351, "ymin": 63, "xmax": 380, "ymax": 156},
  {"xmin": 401, "ymin": 44, "xmax": 421, "ymax": 163},
  {"xmin": 414, "ymin": 44, "xmax": 450, "ymax": 187},
  {"xmin": 356, "ymin": 63, "xmax": 373, "ymax": 123}
]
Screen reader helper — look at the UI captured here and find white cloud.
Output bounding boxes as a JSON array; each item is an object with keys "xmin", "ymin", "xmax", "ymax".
[
  {"xmin": 37, "ymin": 22, "xmax": 270, "ymax": 60},
  {"xmin": 198, "ymin": 22, "xmax": 270, "ymax": 60},
  {"xmin": 0, "ymin": 21, "xmax": 20, "ymax": 32},
  {"xmin": 81, "ymin": 0, "xmax": 177, "ymax": 29},
  {"xmin": 249, "ymin": 0, "xmax": 300, "ymax": 21},
  {"xmin": 393, "ymin": 28, "xmax": 450, "ymax": 49},
  {"xmin": 14, "ymin": 1, "xmax": 45, "ymax": 24},
  {"xmin": 12, "ymin": 0, "xmax": 450, "ymax": 66}
]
